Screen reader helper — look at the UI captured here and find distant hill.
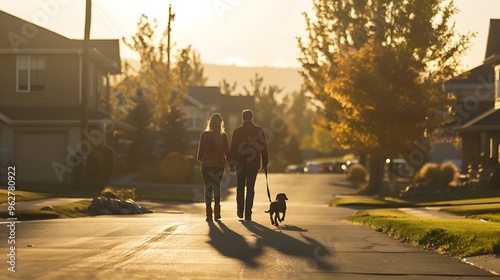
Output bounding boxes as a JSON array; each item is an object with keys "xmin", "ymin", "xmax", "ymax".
[
  {"xmin": 123, "ymin": 60, "xmax": 303, "ymax": 96},
  {"xmin": 203, "ymin": 64, "xmax": 303, "ymax": 94}
]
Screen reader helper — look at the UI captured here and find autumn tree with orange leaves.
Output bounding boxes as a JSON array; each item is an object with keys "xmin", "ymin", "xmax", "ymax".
[{"xmin": 298, "ymin": 0, "xmax": 473, "ymax": 194}]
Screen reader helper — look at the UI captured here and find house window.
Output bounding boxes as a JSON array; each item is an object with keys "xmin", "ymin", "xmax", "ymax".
[
  {"xmin": 194, "ymin": 117, "xmax": 205, "ymax": 129},
  {"xmin": 99, "ymin": 75, "xmax": 108, "ymax": 100},
  {"xmin": 17, "ymin": 55, "xmax": 45, "ymax": 92},
  {"xmin": 187, "ymin": 116, "xmax": 205, "ymax": 130}
]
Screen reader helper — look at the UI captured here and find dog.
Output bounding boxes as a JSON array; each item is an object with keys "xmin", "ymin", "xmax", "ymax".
[{"xmin": 265, "ymin": 193, "xmax": 288, "ymax": 226}]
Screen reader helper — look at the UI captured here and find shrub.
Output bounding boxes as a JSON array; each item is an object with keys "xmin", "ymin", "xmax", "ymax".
[
  {"xmin": 138, "ymin": 153, "xmax": 203, "ymax": 184},
  {"xmin": 185, "ymin": 155, "xmax": 204, "ymax": 184},
  {"xmin": 138, "ymin": 161, "xmax": 162, "ymax": 182},
  {"xmin": 415, "ymin": 163, "xmax": 440, "ymax": 185},
  {"xmin": 440, "ymin": 161, "xmax": 460, "ymax": 186},
  {"xmin": 101, "ymin": 187, "xmax": 136, "ymax": 200},
  {"xmin": 346, "ymin": 164, "xmax": 368, "ymax": 182},
  {"xmin": 414, "ymin": 162, "xmax": 460, "ymax": 187},
  {"xmin": 160, "ymin": 152, "xmax": 191, "ymax": 183}
]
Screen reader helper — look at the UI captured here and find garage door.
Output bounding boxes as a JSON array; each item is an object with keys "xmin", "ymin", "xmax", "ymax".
[{"xmin": 15, "ymin": 133, "xmax": 67, "ymax": 183}]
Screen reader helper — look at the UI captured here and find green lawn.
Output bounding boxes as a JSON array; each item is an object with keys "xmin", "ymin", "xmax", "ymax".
[
  {"xmin": 1, "ymin": 200, "xmax": 92, "ymax": 220},
  {"xmin": 336, "ymin": 191, "xmax": 500, "ymax": 258},
  {"xmin": 347, "ymin": 209, "xmax": 500, "ymax": 258},
  {"xmin": 333, "ymin": 190, "xmax": 500, "ymax": 208},
  {"xmin": 50, "ymin": 200, "xmax": 92, "ymax": 218},
  {"xmin": 0, "ymin": 184, "xmax": 198, "ymax": 220},
  {"xmin": 0, "ymin": 189, "xmax": 48, "ymax": 204}
]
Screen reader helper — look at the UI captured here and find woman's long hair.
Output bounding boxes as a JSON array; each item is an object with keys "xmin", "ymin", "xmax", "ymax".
[{"xmin": 205, "ymin": 113, "xmax": 225, "ymax": 152}]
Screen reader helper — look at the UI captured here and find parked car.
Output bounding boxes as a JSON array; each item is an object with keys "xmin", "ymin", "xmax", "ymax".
[
  {"xmin": 284, "ymin": 164, "xmax": 305, "ymax": 173},
  {"xmin": 384, "ymin": 158, "xmax": 414, "ymax": 178},
  {"xmin": 344, "ymin": 159, "xmax": 359, "ymax": 171},
  {"xmin": 329, "ymin": 161, "xmax": 348, "ymax": 173},
  {"xmin": 303, "ymin": 162, "xmax": 320, "ymax": 173}
]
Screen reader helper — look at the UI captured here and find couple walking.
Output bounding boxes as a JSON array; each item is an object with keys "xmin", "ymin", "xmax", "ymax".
[{"xmin": 197, "ymin": 109, "xmax": 268, "ymax": 222}]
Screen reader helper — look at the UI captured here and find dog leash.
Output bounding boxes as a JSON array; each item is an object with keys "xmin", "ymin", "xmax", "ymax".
[{"xmin": 264, "ymin": 168, "xmax": 271, "ymax": 203}]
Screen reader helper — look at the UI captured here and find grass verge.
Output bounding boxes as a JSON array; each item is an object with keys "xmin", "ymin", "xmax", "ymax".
[
  {"xmin": 333, "ymin": 192, "xmax": 500, "ymax": 208},
  {"xmin": 0, "ymin": 189, "xmax": 48, "ymax": 204},
  {"xmin": 1, "ymin": 200, "xmax": 91, "ymax": 220},
  {"xmin": 346, "ymin": 209, "xmax": 500, "ymax": 258}
]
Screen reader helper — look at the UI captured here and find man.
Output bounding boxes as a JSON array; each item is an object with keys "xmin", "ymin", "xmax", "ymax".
[{"xmin": 229, "ymin": 109, "xmax": 269, "ymax": 221}]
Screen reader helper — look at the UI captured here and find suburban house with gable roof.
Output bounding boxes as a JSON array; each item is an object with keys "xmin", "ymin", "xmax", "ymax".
[
  {"xmin": 444, "ymin": 19, "xmax": 500, "ymax": 173},
  {"xmin": 0, "ymin": 10, "xmax": 130, "ymax": 185}
]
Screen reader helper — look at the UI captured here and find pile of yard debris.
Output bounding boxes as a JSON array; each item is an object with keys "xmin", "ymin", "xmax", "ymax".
[{"xmin": 86, "ymin": 191, "xmax": 153, "ymax": 215}]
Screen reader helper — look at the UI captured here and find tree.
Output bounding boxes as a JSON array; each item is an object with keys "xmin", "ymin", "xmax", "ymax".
[
  {"xmin": 111, "ymin": 14, "xmax": 209, "ymax": 150},
  {"xmin": 121, "ymin": 15, "xmax": 172, "ymax": 131},
  {"xmin": 282, "ymin": 90, "xmax": 315, "ymax": 151},
  {"xmin": 120, "ymin": 15, "xmax": 207, "ymax": 131},
  {"xmin": 109, "ymin": 61, "xmax": 141, "ymax": 121},
  {"xmin": 219, "ymin": 79, "xmax": 238, "ymax": 95},
  {"xmin": 189, "ymin": 49, "xmax": 208, "ymax": 86},
  {"xmin": 124, "ymin": 89, "xmax": 153, "ymax": 170},
  {"xmin": 298, "ymin": 0, "xmax": 472, "ymax": 194},
  {"xmin": 162, "ymin": 105, "xmax": 188, "ymax": 154}
]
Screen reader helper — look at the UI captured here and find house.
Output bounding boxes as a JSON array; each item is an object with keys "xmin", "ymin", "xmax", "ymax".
[
  {"xmin": 182, "ymin": 86, "xmax": 255, "ymax": 153},
  {"xmin": 443, "ymin": 19, "xmax": 500, "ymax": 172},
  {"xmin": 0, "ymin": 11, "xmax": 129, "ymax": 186}
]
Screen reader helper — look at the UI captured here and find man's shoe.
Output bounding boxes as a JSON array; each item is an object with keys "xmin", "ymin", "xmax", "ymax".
[{"xmin": 237, "ymin": 210, "xmax": 243, "ymax": 219}]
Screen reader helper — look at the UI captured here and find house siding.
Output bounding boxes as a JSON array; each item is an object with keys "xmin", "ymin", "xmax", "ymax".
[
  {"xmin": 0, "ymin": 11, "xmax": 122, "ymax": 187},
  {"xmin": 0, "ymin": 54, "xmax": 80, "ymax": 107},
  {"xmin": 0, "ymin": 55, "xmax": 17, "ymax": 97}
]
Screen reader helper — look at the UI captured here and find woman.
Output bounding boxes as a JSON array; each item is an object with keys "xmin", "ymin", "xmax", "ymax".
[{"xmin": 197, "ymin": 113, "xmax": 229, "ymax": 221}]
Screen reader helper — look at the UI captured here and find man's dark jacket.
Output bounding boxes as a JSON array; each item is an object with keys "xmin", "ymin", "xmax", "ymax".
[{"xmin": 229, "ymin": 121, "xmax": 269, "ymax": 171}]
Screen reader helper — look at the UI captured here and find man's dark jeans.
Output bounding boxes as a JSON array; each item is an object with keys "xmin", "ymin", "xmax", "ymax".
[
  {"xmin": 201, "ymin": 165, "xmax": 224, "ymax": 208},
  {"xmin": 236, "ymin": 169, "xmax": 258, "ymax": 219}
]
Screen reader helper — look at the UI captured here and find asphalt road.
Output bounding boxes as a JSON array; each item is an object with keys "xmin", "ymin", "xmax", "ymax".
[{"xmin": 1, "ymin": 174, "xmax": 498, "ymax": 279}]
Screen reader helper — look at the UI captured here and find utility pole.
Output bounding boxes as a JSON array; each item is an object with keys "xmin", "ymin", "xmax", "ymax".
[
  {"xmin": 82, "ymin": 0, "xmax": 91, "ymax": 137},
  {"xmin": 77, "ymin": 0, "xmax": 91, "ymax": 189},
  {"xmin": 166, "ymin": 4, "xmax": 175, "ymax": 73}
]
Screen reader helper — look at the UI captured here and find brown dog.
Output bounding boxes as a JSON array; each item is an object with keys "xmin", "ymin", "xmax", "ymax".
[{"xmin": 265, "ymin": 193, "xmax": 288, "ymax": 226}]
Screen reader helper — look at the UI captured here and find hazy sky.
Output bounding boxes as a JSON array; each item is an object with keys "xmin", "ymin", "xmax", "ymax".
[{"xmin": 1, "ymin": 0, "xmax": 499, "ymax": 69}]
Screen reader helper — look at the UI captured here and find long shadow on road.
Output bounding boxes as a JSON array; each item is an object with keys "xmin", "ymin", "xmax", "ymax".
[
  {"xmin": 207, "ymin": 221, "xmax": 336, "ymax": 271},
  {"xmin": 240, "ymin": 221, "xmax": 336, "ymax": 271},
  {"xmin": 207, "ymin": 221, "xmax": 263, "ymax": 268}
]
